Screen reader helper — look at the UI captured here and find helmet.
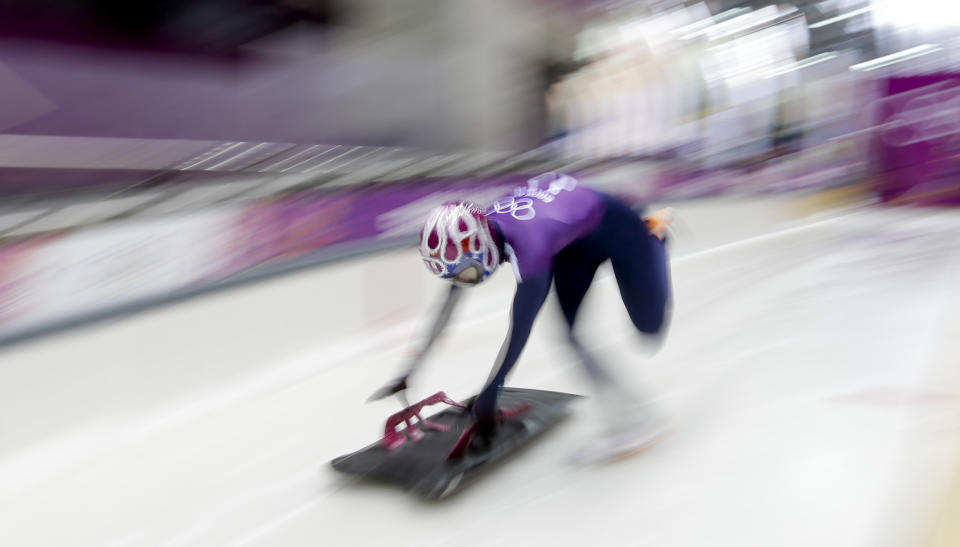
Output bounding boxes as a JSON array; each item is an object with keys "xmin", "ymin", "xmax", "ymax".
[{"xmin": 420, "ymin": 201, "xmax": 500, "ymax": 286}]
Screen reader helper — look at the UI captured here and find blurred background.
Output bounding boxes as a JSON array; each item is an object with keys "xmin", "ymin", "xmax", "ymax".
[
  {"xmin": 1, "ymin": 0, "xmax": 959, "ymax": 339},
  {"xmin": 0, "ymin": 1, "xmax": 958, "ymax": 546}
]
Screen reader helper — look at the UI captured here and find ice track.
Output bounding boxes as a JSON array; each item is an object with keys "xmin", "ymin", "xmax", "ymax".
[{"xmin": 1, "ymin": 197, "xmax": 959, "ymax": 546}]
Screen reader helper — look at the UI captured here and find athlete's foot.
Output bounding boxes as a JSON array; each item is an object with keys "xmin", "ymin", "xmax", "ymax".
[
  {"xmin": 643, "ymin": 207, "xmax": 675, "ymax": 240},
  {"xmin": 572, "ymin": 389, "xmax": 669, "ymax": 464},
  {"xmin": 573, "ymin": 411, "xmax": 669, "ymax": 465}
]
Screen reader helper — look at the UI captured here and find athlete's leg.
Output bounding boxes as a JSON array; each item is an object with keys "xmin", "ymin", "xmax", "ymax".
[
  {"xmin": 553, "ymin": 242, "xmax": 623, "ymax": 390},
  {"xmin": 553, "ymin": 242, "xmax": 603, "ymax": 328},
  {"xmin": 602, "ymin": 198, "xmax": 672, "ymax": 338},
  {"xmin": 562, "ymin": 196, "xmax": 672, "ymax": 461}
]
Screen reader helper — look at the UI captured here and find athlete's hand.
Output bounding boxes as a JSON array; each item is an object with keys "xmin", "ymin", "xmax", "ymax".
[{"xmin": 367, "ymin": 374, "xmax": 409, "ymax": 402}]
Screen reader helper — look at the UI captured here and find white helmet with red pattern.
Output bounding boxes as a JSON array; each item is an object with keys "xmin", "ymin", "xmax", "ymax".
[{"xmin": 419, "ymin": 201, "xmax": 499, "ymax": 286}]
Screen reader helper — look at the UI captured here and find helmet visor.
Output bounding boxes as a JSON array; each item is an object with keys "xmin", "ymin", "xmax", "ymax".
[{"xmin": 450, "ymin": 262, "xmax": 484, "ymax": 287}]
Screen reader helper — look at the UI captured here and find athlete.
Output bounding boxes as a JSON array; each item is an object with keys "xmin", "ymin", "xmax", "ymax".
[{"xmin": 371, "ymin": 172, "xmax": 673, "ymax": 457}]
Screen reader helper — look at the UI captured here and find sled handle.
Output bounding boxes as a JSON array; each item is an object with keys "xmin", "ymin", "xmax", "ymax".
[{"xmin": 381, "ymin": 392, "xmax": 466, "ymax": 450}]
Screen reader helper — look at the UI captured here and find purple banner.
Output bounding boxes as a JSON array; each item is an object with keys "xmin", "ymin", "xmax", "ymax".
[
  {"xmin": 217, "ymin": 177, "xmax": 530, "ymax": 277},
  {"xmin": 875, "ymin": 74, "xmax": 960, "ymax": 206},
  {"xmin": 217, "ymin": 158, "xmax": 866, "ymax": 281}
]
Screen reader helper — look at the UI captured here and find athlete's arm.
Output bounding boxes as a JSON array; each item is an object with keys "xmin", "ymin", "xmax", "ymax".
[
  {"xmin": 369, "ymin": 284, "xmax": 464, "ymax": 401},
  {"xmin": 472, "ymin": 272, "xmax": 552, "ymax": 421}
]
